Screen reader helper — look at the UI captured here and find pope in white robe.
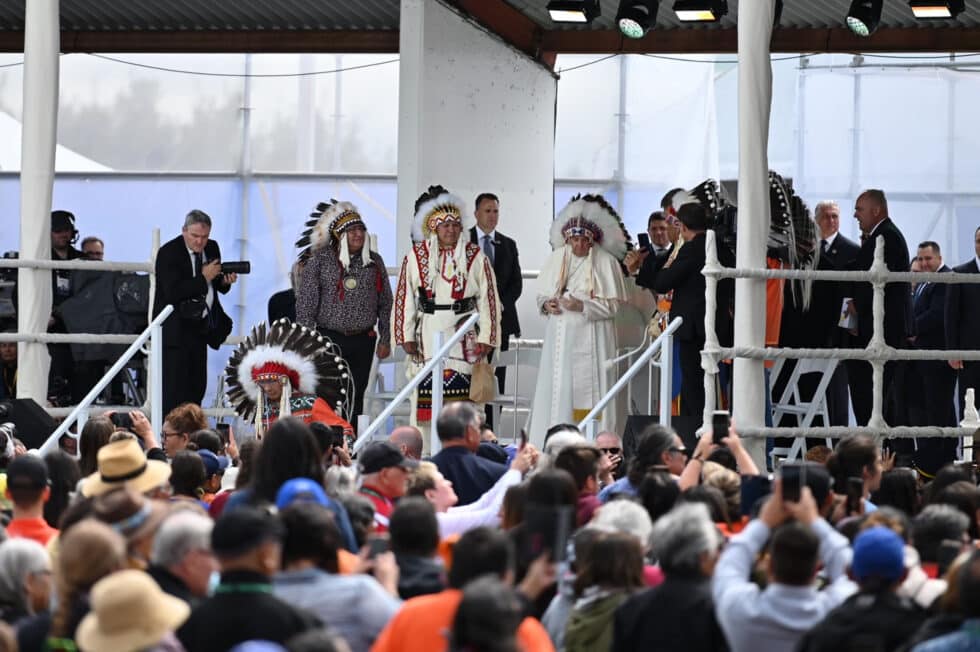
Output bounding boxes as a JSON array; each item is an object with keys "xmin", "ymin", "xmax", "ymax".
[{"xmin": 528, "ymin": 198, "xmax": 629, "ymax": 447}]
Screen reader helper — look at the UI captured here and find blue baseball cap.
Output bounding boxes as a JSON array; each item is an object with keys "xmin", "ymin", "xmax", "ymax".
[
  {"xmin": 851, "ymin": 526, "xmax": 906, "ymax": 583},
  {"xmin": 197, "ymin": 449, "xmax": 230, "ymax": 478},
  {"xmin": 275, "ymin": 478, "xmax": 330, "ymax": 512}
]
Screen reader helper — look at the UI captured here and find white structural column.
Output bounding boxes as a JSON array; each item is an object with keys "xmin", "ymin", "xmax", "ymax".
[
  {"xmin": 396, "ymin": 0, "xmax": 556, "ymax": 265},
  {"xmin": 732, "ymin": 0, "xmax": 775, "ymax": 463},
  {"xmin": 17, "ymin": 0, "xmax": 59, "ymax": 401}
]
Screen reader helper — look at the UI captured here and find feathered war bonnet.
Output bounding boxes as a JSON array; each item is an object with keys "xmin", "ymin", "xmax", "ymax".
[
  {"xmin": 768, "ymin": 171, "xmax": 818, "ymax": 309},
  {"xmin": 411, "ymin": 185, "xmax": 475, "ymax": 291},
  {"xmin": 224, "ymin": 319, "xmax": 355, "ymax": 437},
  {"xmin": 550, "ymin": 194, "xmax": 631, "ymax": 262},
  {"xmin": 295, "ymin": 199, "xmax": 370, "ymax": 271}
]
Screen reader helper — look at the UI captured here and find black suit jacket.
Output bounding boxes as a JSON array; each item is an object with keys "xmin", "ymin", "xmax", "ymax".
[
  {"xmin": 153, "ymin": 235, "xmax": 232, "ymax": 348},
  {"xmin": 912, "ymin": 266, "xmax": 949, "ymax": 350},
  {"xmin": 635, "ymin": 244, "xmax": 673, "ymax": 296},
  {"xmin": 654, "ymin": 232, "xmax": 734, "ymax": 345},
  {"xmin": 849, "ymin": 219, "xmax": 910, "ymax": 348},
  {"xmin": 797, "ymin": 233, "xmax": 861, "ymax": 348},
  {"xmin": 946, "ymin": 258, "xmax": 980, "ymax": 351},
  {"xmin": 469, "ymin": 227, "xmax": 522, "ymax": 343}
]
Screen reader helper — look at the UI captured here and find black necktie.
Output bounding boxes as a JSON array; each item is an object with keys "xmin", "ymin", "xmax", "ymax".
[
  {"xmin": 821, "ymin": 239, "xmax": 828, "ymax": 255},
  {"xmin": 193, "ymin": 251, "xmax": 204, "ymax": 277}
]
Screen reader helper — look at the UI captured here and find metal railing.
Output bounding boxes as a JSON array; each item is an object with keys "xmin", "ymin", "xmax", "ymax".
[
  {"xmin": 578, "ymin": 316, "xmax": 683, "ymax": 440},
  {"xmin": 701, "ymin": 229, "xmax": 980, "ymax": 452},
  {"xmin": 37, "ymin": 304, "xmax": 173, "ymax": 456},
  {"xmin": 354, "ymin": 312, "xmax": 480, "ymax": 455}
]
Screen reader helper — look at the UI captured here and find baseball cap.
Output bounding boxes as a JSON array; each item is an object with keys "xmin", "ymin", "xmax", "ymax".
[
  {"xmin": 851, "ymin": 526, "xmax": 906, "ymax": 583},
  {"xmin": 6, "ymin": 454, "xmax": 49, "ymax": 490},
  {"xmin": 275, "ymin": 478, "xmax": 329, "ymax": 511},
  {"xmin": 197, "ymin": 450, "xmax": 230, "ymax": 478},
  {"xmin": 358, "ymin": 441, "xmax": 419, "ymax": 475}
]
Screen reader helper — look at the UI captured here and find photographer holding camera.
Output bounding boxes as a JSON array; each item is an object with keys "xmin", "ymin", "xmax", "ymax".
[{"xmin": 153, "ymin": 210, "xmax": 240, "ymax": 414}]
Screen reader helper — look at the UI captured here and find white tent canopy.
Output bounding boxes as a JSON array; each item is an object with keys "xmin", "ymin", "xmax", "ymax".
[{"xmin": 0, "ymin": 109, "xmax": 110, "ymax": 172}]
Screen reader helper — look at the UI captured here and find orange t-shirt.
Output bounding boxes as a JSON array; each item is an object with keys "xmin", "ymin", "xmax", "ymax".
[
  {"xmin": 370, "ymin": 589, "xmax": 555, "ymax": 652},
  {"xmin": 765, "ymin": 258, "xmax": 786, "ymax": 369},
  {"xmin": 7, "ymin": 516, "xmax": 58, "ymax": 546}
]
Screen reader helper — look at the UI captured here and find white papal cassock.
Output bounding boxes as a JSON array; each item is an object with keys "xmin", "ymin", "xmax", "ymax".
[{"xmin": 528, "ymin": 244, "xmax": 627, "ymax": 447}]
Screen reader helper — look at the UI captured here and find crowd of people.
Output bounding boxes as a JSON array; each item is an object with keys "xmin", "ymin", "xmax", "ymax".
[
  {"xmin": 0, "ymin": 399, "xmax": 977, "ymax": 651},
  {"xmin": 3, "ymin": 174, "xmax": 980, "ymax": 652}
]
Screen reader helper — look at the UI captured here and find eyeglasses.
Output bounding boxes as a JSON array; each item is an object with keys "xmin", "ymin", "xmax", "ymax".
[
  {"xmin": 668, "ymin": 446, "xmax": 689, "ymax": 457},
  {"xmin": 599, "ymin": 447, "xmax": 621, "ymax": 456},
  {"xmin": 162, "ymin": 430, "xmax": 181, "ymax": 439}
]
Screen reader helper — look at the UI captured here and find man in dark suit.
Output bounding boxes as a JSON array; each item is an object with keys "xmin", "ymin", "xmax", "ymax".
[
  {"xmin": 845, "ymin": 189, "xmax": 910, "ymax": 427},
  {"xmin": 787, "ymin": 201, "xmax": 860, "ymax": 427},
  {"xmin": 654, "ymin": 203, "xmax": 733, "ymax": 419},
  {"xmin": 907, "ymin": 241, "xmax": 956, "ymax": 472},
  {"xmin": 153, "ymin": 210, "xmax": 236, "ymax": 416},
  {"xmin": 627, "ymin": 211, "xmax": 674, "ymax": 294},
  {"xmin": 945, "ymin": 225, "xmax": 980, "ymax": 417},
  {"xmin": 469, "ymin": 193, "xmax": 522, "ymax": 426}
]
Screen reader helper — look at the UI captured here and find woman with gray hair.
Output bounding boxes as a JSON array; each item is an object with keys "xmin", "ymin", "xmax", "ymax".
[
  {"xmin": 0, "ymin": 538, "xmax": 52, "ymax": 626},
  {"xmin": 611, "ymin": 503, "xmax": 728, "ymax": 652}
]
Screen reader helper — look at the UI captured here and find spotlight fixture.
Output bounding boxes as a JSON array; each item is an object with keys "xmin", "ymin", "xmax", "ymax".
[
  {"xmin": 547, "ymin": 0, "xmax": 600, "ymax": 23},
  {"xmin": 673, "ymin": 0, "xmax": 728, "ymax": 23},
  {"xmin": 617, "ymin": 0, "xmax": 660, "ymax": 38},
  {"xmin": 909, "ymin": 0, "xmax": 965, "ymax": 19},
  {"xmin": 846, "ymin": 0, "xmax": 883, "ymax": 36}
]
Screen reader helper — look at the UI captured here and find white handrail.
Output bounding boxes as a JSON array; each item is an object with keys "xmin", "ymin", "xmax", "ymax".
[
  {"xmin": 701, "ymin": 232, "xmax": 979, "ymax": 443},
  {"xmin": 578, "ymin": 317, "xmax": 683, "ymax": 439},
  {"xmin": 37, "ymin": 304, "xmax": 174, "ymax": 456},
  {"xmin": 353, "ymin": 312, "xmax": 480, "ymax": 453}
]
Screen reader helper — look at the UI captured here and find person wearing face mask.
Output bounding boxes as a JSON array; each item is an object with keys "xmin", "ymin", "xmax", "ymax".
[
  {"xmin": 177, "ymin": 506, "xmax": 323, "ymax": 652},
  {"xmin": 296, "ymin": 200, "xmax": 393, "ymax": 429},
  {"xmin": 528, "ymin": 194, "xmax": 629, "ymax": 448},
  {"xmin": 392, "ymin": 186, "xmax": 501, "ymax": 452},
  {"xmin": 148, "ymin": 510, "xmax": 219, "ymax": 608}
]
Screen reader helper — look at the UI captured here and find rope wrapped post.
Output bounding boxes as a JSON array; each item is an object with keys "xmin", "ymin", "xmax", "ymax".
[
  {"xmin": 733, "ymin": 0, "xmax": 775, "ymax": 468},
  {"xmin": 702, "ymin": 230, "xmax": 722, "ymax": 432},
  {"xmin": 868, "ymin": 235, "xmax": 889, "ymax": 434}
]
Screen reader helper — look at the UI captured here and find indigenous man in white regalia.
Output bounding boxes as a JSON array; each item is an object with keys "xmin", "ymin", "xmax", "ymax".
[
  {"xmin": 392, "ymin": 185, "xmax": 501, "ymax": 449},
  {"xmin": 529, "ymin": 194, "xmax": 629, "ymax": 447}
]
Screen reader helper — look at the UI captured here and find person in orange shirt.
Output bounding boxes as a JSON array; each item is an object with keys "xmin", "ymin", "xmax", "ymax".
[
  {"xmin": 371, "ymin": 527, "xmax": 555, "ymax": 652},
  {"xmin": 4, "ymin": 455, "xmax": 58, "ymax": 546}
]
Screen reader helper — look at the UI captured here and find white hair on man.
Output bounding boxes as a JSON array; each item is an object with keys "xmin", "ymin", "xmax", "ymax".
[
  {"xmin": 589, "ymin": 499, "xmax": 654, "ymax": 552},
  {"xmin": 651, "ymin": 503, "xmax": 723, "ymax": 577},
  {"xmin": 0, "ymin": 538, "xmax": 48, "ymax": 615},
  {"xmin": 813, "ymin": 200, "xmax": 839, "ymax": 220},
  {"xmin": 150, "ymin": 510, "xmax": 214, "ymax": 568},
  {"xmin": 537, "ymin": 430, "xmax": 587, "ymax": 472}
]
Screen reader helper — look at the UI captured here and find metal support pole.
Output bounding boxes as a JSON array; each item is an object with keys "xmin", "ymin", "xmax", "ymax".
[
  {"xmin": 17, "ymin": 0, "xmax": 59, "ymax": 402},
  {"xmin": 237, "ymin": 53, "xmax": 253, "ymax": 337},
  {"xmin": 430, "ymin": 331, "xmax": 445, "ymax": 454},
  {"xmin": 732, "ymin": 0, "xmax": 775, "ymax": 466}
]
